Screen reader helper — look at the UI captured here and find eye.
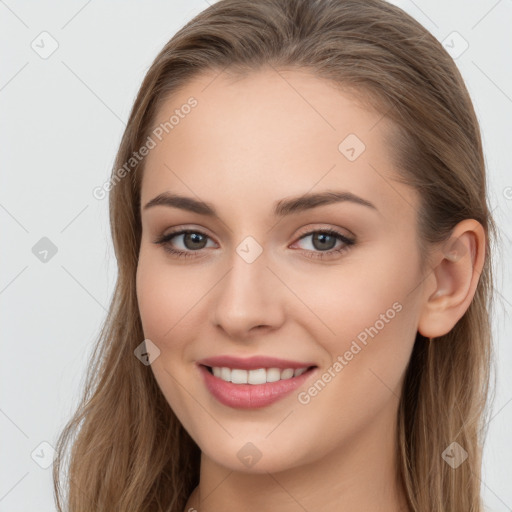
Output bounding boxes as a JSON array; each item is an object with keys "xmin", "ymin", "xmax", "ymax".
[
  {"xmin": 292, "ymin": 229, "xmax": 355, "ymax": 260},
  {"xmin": 153, "ymin": 227, "xmax": 356, "ymax": 260},
  {"xmin": 153, "ymin": 229, "xmax": 216, "ymax": 259}
]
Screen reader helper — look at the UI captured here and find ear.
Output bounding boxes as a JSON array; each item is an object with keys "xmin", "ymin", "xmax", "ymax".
[{"xmin": 417, "ymin": 219, "xmax": 486, "ymax": 339}]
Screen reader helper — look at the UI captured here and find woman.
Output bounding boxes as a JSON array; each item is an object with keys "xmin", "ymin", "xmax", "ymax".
[{"xmin": 53, "ymin": 0, "xmax": 498, "ymax": 511}]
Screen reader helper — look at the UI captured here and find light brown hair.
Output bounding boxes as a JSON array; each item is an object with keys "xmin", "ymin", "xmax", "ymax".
[{"xmin": 53, "ymin": 0, "xmax": 498, "ymax": 510}]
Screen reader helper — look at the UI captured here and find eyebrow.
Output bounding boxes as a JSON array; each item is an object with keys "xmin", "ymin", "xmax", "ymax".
[{"xmin": 143, "ymin": 190, "xmax": 378, "ymax": 217}]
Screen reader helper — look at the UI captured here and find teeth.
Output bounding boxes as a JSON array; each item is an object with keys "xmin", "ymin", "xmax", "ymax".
[
  {"xmin": 210, "ymin": 366, "xmax": 310, "ymax": 384},
  {"xmin": 248, "ymin": 368, "xmax": 266, "ymax": 384},
  {"xmin": 266, "ymin": 368, "xmax": 281, "ymax": 382},
  {"xmin": 280, "ymin": 368, "xmax": 294, "ymax": 379},
  {"xmin": 231, "ymin": 369, "xmax": 248, "ymax": 384},
  {"xmin": 220, "ymin": 367, "xmax": 230, "ymax": 381}
]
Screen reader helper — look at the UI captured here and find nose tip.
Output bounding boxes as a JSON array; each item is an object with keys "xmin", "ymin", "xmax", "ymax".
[
  {"xmin": 210, "ymin": 259, "xmax": 285, "ymax": 339},
  {"xmin": 212, "ymin": 296, "xmax": 277, "ymax": 340}
]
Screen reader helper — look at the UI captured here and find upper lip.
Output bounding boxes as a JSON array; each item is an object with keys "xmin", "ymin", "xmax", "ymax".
[{"xmin": 197, "ymin": 355, "xmax": 317, "ymax": 370}]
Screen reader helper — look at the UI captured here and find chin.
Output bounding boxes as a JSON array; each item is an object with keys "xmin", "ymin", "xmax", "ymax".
[{"xmin": 200, "ymin": 437, "xmax": 313, "ymax": 475}]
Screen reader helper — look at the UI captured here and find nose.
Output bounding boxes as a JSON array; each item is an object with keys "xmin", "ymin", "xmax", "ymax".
[{"xmin": 210, "ymin": 249, "xmax": 286, "ymax": 340}]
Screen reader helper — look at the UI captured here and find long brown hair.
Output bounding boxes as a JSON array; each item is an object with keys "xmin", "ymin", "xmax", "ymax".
[{"xmin": 53, "ymin": 1, "xmax": 498, "ymax": 510}]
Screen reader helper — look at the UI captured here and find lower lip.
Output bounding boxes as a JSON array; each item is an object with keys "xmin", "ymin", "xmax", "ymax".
[{"xmin": 198, "ymin": 364, "xmax": 317, "ymax": 409}]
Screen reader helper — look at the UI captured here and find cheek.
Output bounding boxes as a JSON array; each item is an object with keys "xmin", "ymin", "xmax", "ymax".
[
  {"xmin": 136, "ymin": 256, "xmax": 207, "ymax": 439},
  {"xmin": 292, "ymin": 249, "xmax": 419, "ymax": 393},
  {"xmin": 289, "ymin": 260, "xmax": 409, "ymax": 344},
  {"xmin": 136, "ymin": 253, "xmax": 207, "ymax": 343},
  {"xmin": 136, "ymin": 260, "xmax": 171, "ymax": 341}
]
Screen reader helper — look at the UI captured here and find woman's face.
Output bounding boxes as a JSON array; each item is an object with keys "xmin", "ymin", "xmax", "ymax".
[{"xmin": 136, "ymin": 68, "xmax": 429, "ymax": 473}]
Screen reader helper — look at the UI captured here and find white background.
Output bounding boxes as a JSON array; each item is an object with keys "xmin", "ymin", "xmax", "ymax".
[{"xmin": 0, "ymin": 1, "xmax": 511, "ymax": 511}]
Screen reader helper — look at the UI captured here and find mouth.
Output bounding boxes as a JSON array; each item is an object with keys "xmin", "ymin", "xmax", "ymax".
[{"xmin": 197, "ymin": 362, "xmax": 318, "ymax": 409}]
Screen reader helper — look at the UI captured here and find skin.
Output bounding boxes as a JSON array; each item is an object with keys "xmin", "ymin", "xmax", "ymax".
[{"xmin": 135, "ymin": 67, "xmax": 486, "ymax": 512}]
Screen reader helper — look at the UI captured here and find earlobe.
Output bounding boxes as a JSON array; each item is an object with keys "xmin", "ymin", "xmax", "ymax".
[{"xmin": 417, "ymin": 219, "xmax": 486, "ymax": 339}]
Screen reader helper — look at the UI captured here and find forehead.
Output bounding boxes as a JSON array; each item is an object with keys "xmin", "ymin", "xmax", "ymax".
[{"xmin": 140, "ymin": 67, "xmax": 416, "ymax": 221}]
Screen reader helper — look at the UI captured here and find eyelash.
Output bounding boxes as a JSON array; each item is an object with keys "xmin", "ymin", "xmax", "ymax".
[{"xmin": 153, "ymin": 228, "xmax": 356, "ymax": 261}]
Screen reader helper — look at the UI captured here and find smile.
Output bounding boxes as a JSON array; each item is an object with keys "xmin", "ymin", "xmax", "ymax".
[{"xmin": 197, "ymin": 360, "xmax": 317, "ymax": 409}]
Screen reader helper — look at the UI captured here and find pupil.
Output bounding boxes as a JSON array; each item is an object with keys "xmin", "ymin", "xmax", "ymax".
[
  {"xmin": 185, "ymin": 232, "xmax": 207, "ymax": 249},
  {"xmin": 313, "ymin": 233, "xmax": 335, "ymax": 250}
]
